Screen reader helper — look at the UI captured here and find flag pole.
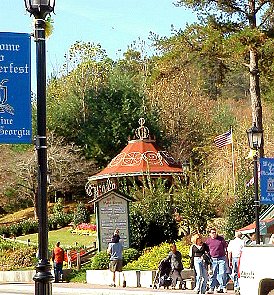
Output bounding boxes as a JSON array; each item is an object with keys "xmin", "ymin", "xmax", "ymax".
[{"xmin": 231, "ymin": 126, "xmax": 236, "ymax": 197}]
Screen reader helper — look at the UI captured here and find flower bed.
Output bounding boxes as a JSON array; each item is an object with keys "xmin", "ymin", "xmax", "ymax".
[{"xmin": 70, "ymin": 223, "xmax": 96, "ymax": 236}]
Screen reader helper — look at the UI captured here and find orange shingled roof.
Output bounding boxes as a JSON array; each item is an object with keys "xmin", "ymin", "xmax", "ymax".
[{"xmin": 89, "ymin": 138, "xmax": 183, "ymax": 181}]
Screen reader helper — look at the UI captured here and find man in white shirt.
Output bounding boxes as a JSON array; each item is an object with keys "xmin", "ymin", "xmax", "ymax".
[{"xmin": 227, "ymin": 231, "xmax": 245, "ymax": 294}]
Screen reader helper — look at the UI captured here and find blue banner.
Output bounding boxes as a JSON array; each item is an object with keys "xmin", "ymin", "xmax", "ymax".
[
  {"xmin": 0, "ymin": 32, "xmax": 32, "ymax": 144},
  {"xmin": 260, "ymin": 157, "xmax": 274, "ymax": 204}
]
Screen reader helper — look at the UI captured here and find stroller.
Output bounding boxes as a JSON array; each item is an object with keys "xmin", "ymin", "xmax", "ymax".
[{"xmin": 152, "ymin": 259, "xmax": 173, "ymax": 289}]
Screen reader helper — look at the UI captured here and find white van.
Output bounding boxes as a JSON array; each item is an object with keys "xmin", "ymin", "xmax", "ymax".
[{"xmin": 238, "ymin": 245, "xmax": 274, "ymax": 295}]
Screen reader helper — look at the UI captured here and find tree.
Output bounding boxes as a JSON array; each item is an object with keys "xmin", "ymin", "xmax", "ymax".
[
  {"xmin": 129, "ymin": 180, "xmax": 178, "ymax": 250},
  {"xmin": 48, "ymin": 64, "xmax": 161, "ymax": 167},
  {"xmin": 15, "ymin": 134, "xmax": 96, "ymax": 218},
  {"xmin": 175, "ymin": 0, "xmax": 274, "ymax": 156},
  {"xmin": 173, "ymin": 172, "xmax": 219, "ymax": 234}
]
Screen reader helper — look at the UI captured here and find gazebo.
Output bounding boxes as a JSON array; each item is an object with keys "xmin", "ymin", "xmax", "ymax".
[{"xmin": 85, "ymin": 118, "xmax": 184, "ymax": 199}]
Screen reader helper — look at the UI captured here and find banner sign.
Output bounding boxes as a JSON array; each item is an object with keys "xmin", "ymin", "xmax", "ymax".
[
  {"xmin": 260, "ymin": 157, "xmax": 274, "ymax": 204},
  {"xmin": 0, "ymin": 32, "xmax": 32, "ymax": 144}
]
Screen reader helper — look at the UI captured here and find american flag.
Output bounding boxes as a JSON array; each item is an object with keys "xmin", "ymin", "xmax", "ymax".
[{"xmin": 214, "ymin": 130, "xmax": 232, "ymax": 148}]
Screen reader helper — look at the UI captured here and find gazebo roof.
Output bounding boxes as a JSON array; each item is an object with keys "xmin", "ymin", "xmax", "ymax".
[{"xmin": 88, "ymin": 118, "xmax": 183, "ymax": 182}]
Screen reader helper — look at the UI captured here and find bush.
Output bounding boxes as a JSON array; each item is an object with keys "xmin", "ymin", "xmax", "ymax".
[
  {"xmin": 9, "ymin": 223, "xmax": 23, "ymax": 237},
  {"xmin": 129, "ymin": 182, "xmax": 178, "ymax": 250},
  {"xmin": 54, "ymin": 212, "xmax": 73, "ymax": 228},
  {"xmin": 123, "ymin": 241, "xmax": 190, "ymax": 270},
  {"xmin": 21, "ymin": 219, "xmax": 38, "ymax": 235},
  {"xmin": 0, "ymin": 225, "xmax": 10, "ymax": 238},
  {"xmin": 90, "ymin": 251, "xmax": 110, "ymax": 270},
  {"xmin": 73, "ymin": 202, "xmax": 90, "ymax": 226},
  {"xmin": 123, "ymin": 248, "xmax": 140, "ymax": 265},
  {"xmin": 88, "ymin": 248, "xmax": 140, "ymax": 270}
]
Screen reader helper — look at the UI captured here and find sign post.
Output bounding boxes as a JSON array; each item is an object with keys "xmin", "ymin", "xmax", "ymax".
[
  {"xmin": 260, "ymin": 158, "xmax": 274, "ymax": 204},
  {"xmin": 0, "ymin": 32, "xmax": 32, "ymax": 144},
  {"xmin": 94, "ymin": 189, "xmax": 130, "ymax": 251}
]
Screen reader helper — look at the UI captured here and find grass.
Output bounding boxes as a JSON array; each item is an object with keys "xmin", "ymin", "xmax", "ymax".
[{"xmin": 16, "ymin": 227, "xmax": 97, "ymax": 249}]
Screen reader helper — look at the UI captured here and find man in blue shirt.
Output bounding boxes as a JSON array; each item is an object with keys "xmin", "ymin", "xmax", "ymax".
[{"xmin": 107, "ymin": 229, "xmax": 125, "ymax": 287}]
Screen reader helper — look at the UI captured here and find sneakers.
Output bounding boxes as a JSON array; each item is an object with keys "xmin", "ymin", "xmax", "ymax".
[
  {"xmin": 109, "ymin": 283, "xmax": 116, "ymax": 287},
  {"xmin": 207, "ymin": 289, "xmax": 214, "ymax": 294},
  {"xmin": 216, "ymin": 290, "xmax": 224, "ymax": 293}
]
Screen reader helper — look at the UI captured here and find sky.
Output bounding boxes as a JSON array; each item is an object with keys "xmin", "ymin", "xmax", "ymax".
[{"xmin": 0, "ymin": 0, "xmax": 196, "ymax": 89}]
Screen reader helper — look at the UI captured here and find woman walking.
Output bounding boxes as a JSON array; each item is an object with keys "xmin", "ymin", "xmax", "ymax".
[{"xmin": 189, "ymin": 234, "xmax": 210, "ymax": 294}]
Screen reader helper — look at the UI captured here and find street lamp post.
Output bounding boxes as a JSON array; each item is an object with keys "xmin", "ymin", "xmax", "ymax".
[
  {"xmin": 246, "ymin": 122, "xmax": 263, "ymax": 245},
  {"xmin": 24, "ymin": 1, "xmax": 55, "ymax": 294}
]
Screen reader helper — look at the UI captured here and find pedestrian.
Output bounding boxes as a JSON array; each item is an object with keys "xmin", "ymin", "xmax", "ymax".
[
  {"xmin": 166, "ymin": 243, "xmax": 186, "ymax": 289},
  {"xmin": 249, "ymin": 232, "xmax": 257, "ymax": 245},
  {"xmin": 52, "ymin": 241, "xmax": 65, "ymax": 283},
  {"xmin": 189, "ymin": 233, "xmax": 210, "ymax": 294},
  {"xmin": 107, "ymin": 229, "xmax": 126, "ymax": 287},
  {"xmin": 227, "ymin": 231, "xmax": 245, "ymax": 294},
  {"xmin": 269, "ymin": 233, "xmax": 274, "ymax": 244},
  {"xmin": 205, "ymin": 228, "xmax": 227, "ymax": 294}
]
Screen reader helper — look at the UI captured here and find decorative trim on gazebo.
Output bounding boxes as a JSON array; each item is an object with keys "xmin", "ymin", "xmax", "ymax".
[{"xmin": 86, "ymin": 118, "xmax": 184, "ymax": 198}]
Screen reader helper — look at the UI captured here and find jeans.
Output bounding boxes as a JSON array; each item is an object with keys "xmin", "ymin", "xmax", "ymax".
[
  {"xmin": 170, "ymin": 269, "xmax": 184, "ymax": 288},
  {"xmin": 209, "ymin": 256, "xmax": 226, "ymax": 290},
  {"xmin": 231, "ymin": 257, "xmax": 240, "ymax": 289},
  {"xmin": 194, "ymin": 257, "xmax": 208, "ymax": 293},
  {"xmin": 54, "ymin": 262, "xmax": 63, "ymax": 282}
]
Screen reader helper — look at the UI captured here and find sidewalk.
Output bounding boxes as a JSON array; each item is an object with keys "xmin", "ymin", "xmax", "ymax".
[
  {"xmin": 0, "ymin": 282, "xmax": 236, "ymax": 295},
  {"xmin": 54, "ymin": 282, "xmax": 236, "ymax": 295}
]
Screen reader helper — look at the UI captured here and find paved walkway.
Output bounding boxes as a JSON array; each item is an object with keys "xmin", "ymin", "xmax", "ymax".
[{"xmin": 0, "ymin": 282, "xmax": 236, "ymax": 295}]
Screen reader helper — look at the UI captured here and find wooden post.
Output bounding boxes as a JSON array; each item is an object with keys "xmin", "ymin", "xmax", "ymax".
[{"xmin": 76, "ymin": 253, "xmax": 81, "ymax": 271}]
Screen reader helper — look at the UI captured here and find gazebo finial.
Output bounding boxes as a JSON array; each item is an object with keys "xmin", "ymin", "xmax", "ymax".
[{"xmin": 135, "ymin": 118, "xmax": 149, "ymax": 140}]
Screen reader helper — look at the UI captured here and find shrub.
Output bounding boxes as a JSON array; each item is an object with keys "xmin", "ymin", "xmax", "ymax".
[
  {"xmin": 9, "ymin": 223, "xmax": 23, "ymax": 237},
  {"xmin": 90, "ymin": 251, "xmax": 110, "ymax": 270},
  {"xmin": 129, "ymin": 182, "xmax": 178, "ymax": 250},
  {"xmin": 48, "ymin": 216, "xmax": 58, "ymax": 230},
  {"xmin": 21, "ymin": 219, "xmax": 38, "ymax": 235},
  {"xmin": 53, "ymin": 212, "xmax": 73, "ymax": 228},
  {"xmin": 88, "ymin": 248, "xmax": 140, "ymax": 270},
  {"xmin": 123, "ymin": 241, "xmax": 190, "ymax": 270},
  {"xmin": 123, "ymin": 248, "xmax": 140, "ymax": 265},
  {"xmin": 73, "ymin": 202, "xmax": 90, "ymax": 226},
  {"xmin": 0, "ymin": 225, "xmax": 10, "ymax": 238}
]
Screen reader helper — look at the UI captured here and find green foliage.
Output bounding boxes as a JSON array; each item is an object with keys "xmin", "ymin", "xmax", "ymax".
[
  {"xmin": 0, "ymin": 240, "xmax": 36, "ymax": 270},
  {"xmin": 129, "ymin": 180, "xmax": 178, "ymax": 250},
  {"xmin": 122, "ymin": 248, "xmax": 140, "ymax": 265},
  {"xmin": 90, "ymin": 251, "xmax": 110, "ymax": 270},
  {"xmin": 211, "ymin": 102, "xmax": 237, "ymax": 133},
  {"xmin": 66, "ymin": 268, "xmax": 87, "ymax": 283},
  {"xmin": 173, "ymin": 172, "xmax": 219, "ymax": 234},
  {"xmin": 89, "ymin": 247, "xmax": 140, "ymax": 270},
  {"xmin": 224, "ymin": 193, "xmax": 255, "ymax": 240},
  {"xmin": 123, "ymin": 241, "xmax": 190, "ymax": 270},
  {"xmin": 223, "ymin": 158, "xmax": 257, "ymax": 239},
  {"xmin": 8, "ymin": 223, "xmax": 23, "ymax": 237},
  {"xmin": 20, "ymin": 219, "xmax": 38, "ymax": 235},
  {"xmin": 47, "ymin": 44, "xmax": 162, "ymax": 167},
  {"xmin": 0, "ymin": 219, "xmax": 38, "ymax": 238},
  {"xmin": 0, "ymin": 225, "xmax": 10, "ymax": 238},
  {"xmin": 52, "ymin": 198, "xmax": 64, "ymax": 215},
  {"xmin": 73, "ymin": 202, "xmax": 90, "ymax": 226},
  {"xmin": 51, "ymin": 198, "xmax": 73, "ymax": 228}
]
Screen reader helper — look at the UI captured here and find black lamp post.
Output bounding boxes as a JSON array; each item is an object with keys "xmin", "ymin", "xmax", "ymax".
[
  {"xmin": 246, "ymin": 122, "xmax": 263, "ymax": 245},
  {"xmin": 24, "ymin": 1, "xmax": 55, "ymax": 294}
]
